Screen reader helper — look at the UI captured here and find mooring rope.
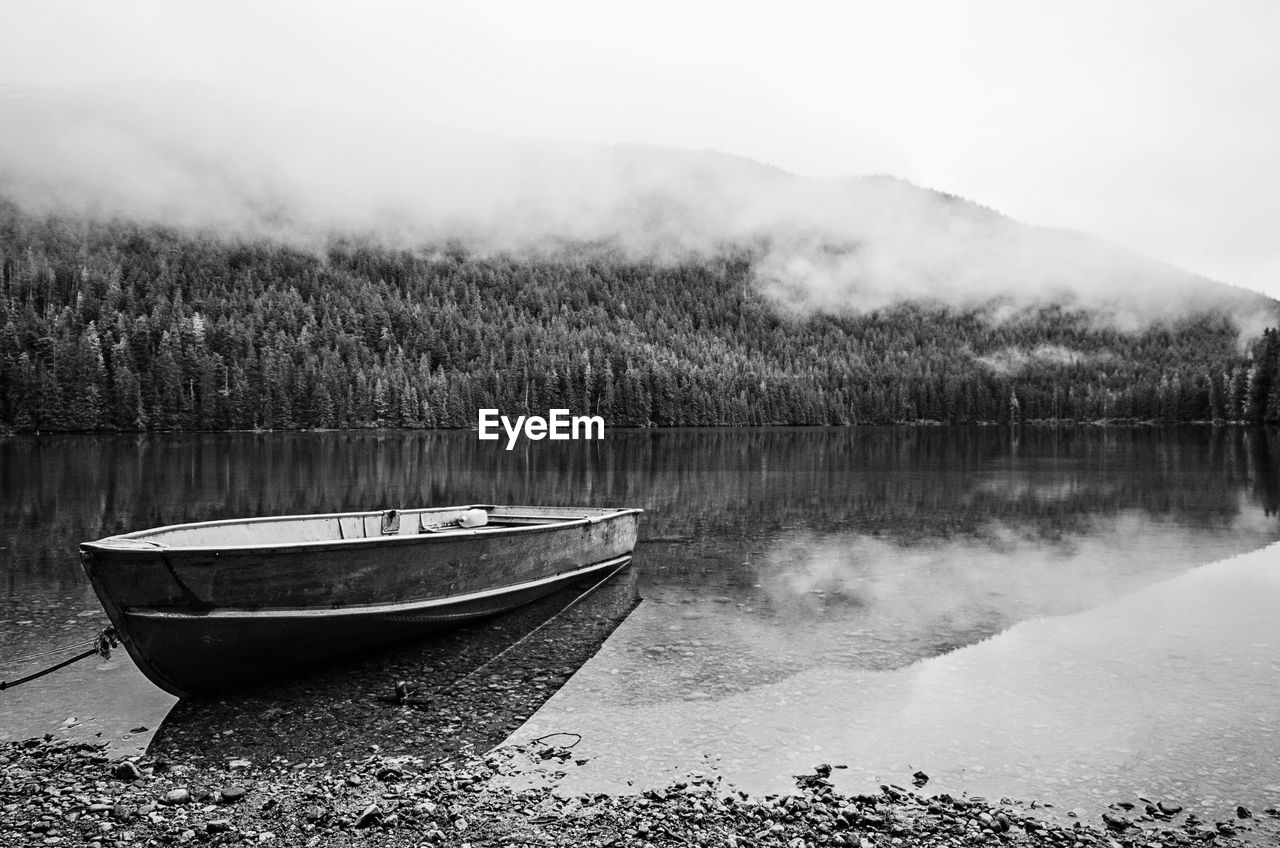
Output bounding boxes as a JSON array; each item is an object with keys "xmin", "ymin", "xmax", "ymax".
[
  {"xmin": 438, "ymin": 558, "xmax": 633, "ymax": 695},
  {"xmin": 0, "ymin": 628, "xmax": 118, "ymax": 692},
  {"xmin": 386, "ymin": 557, "xmax": 634, "ymax": 706},
  {"xmin": 0, "ymin": 636, "xmax": 100, "ymax": 667}
]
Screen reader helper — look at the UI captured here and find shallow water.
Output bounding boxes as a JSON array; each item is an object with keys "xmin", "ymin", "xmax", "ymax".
[
  {"xmin": 2, "ymin": 426, "xmax": 1279, "ymax": 818},
  {"xmin": 512, "ymin": 542, "xmax": 1280, "ymax": 822}
]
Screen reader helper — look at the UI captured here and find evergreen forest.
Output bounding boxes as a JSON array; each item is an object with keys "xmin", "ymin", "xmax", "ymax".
[{"xmin": 2, "ymin": 203, "xmax": 1279, "ymax": 432}]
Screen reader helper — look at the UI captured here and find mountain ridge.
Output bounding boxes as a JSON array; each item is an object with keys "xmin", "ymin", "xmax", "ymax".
[
  {"xmin": 1, "ymin": 83, "xmax": 1278, "ymax": 432},
  {"xmin": 0, "ymin": 81, "xmax": 1273, "ymax": 334}
]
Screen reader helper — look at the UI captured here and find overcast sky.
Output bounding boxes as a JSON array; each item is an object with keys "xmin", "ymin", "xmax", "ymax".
[{"xmin": 3, "ymin": 0, "xmax": 1278, "ymax": 299}]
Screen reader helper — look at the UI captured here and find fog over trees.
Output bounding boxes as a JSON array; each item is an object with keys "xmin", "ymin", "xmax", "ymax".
[{"xmin": 2, "ymin": 204, "xmax": 1277, "ymax": 433}]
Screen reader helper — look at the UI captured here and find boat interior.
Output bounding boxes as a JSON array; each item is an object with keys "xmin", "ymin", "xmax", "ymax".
[{"xmin": 106, "ymin": 505, "xmax": 631, "ymax": 548}]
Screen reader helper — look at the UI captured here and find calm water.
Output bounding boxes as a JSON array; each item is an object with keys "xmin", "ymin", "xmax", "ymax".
[{"xmin": 2, "ymin": 427, "xmax": 1279, "ymax": 819}]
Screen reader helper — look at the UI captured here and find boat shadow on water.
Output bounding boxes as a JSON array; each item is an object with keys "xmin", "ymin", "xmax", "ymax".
[{"xmin": 147, "ymin": 565, "xmax": 639, "ymax": 766}]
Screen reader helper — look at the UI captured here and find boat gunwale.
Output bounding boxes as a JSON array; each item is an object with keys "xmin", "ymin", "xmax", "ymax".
[{"xmin": 80, "ymin": 504, "xmax": 644, "ymax": 556}]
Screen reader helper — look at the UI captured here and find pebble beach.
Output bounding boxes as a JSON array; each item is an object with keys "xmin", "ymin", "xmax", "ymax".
[{"xmin": 5, "ymin": 733, "xmax": 1278, "ymax": 847}]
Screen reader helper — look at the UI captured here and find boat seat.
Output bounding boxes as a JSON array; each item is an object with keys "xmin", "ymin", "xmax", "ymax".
[{"xmin": 419, "ymin": 513, "xmax": 460, "ymax": 534}]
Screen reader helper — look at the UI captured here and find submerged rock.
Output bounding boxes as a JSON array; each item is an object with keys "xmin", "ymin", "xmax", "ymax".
[{"xmin": 1101, "ymin": 811, "xmax": 1131, "ymax": 831}]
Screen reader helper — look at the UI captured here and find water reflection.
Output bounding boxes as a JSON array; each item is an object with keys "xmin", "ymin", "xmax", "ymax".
[
  {"xmin": 2, "ymin": 426, "xmax": 1279, "ymax": 812},
  {"xmin": 506, "ymin": 506, "xmax": 1278, "ymax": 711},
  {"xmin": 3, "ymin": 426, "xmax": 1278, "ymax": 601},
  {"xmin": 512, "ymin": 543, "xmax": 1280, "ymax": 824}
]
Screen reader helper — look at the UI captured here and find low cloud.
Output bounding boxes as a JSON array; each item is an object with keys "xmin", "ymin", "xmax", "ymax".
[
  {"xmin": 976, "ymin": 344, "xmax": 1118, "ymax": 375},
  {"xmin": 0, "ymin": 82, "xmax": 1273, "ymax": 333}
]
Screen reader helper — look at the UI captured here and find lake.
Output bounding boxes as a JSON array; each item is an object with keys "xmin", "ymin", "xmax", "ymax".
[{"xmin": 2, "ymin": 427, "xmax": 1279, "ymax": 822}]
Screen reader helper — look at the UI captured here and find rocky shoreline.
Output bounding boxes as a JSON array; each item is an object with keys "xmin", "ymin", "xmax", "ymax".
[
  {"xmin": 4, "ymin": 734, "xmax": 1278, "ymax": 847},
  {"xmin": 7, "ymin": 568, "xmax": 1278, "ymax": 846}
]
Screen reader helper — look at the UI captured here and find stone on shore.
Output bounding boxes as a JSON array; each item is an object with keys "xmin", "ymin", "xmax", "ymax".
[
  {"xmin": 220, "ymin": 785, "xmax": 247, "ymax": 802},
  {"xmin": 111, "ymin": 760, "xmax": 142, "ymax": 781},
  {"xmin": 1, "ymin": 735, "xmax": 1273, "ymax": 848},
  {"xmin": 354, "ymin": 803, "xmax": 382, "ymax": 828},
  {"xmin": 163, "ymin": 788, "xmax": 191, "ymax": 805}
]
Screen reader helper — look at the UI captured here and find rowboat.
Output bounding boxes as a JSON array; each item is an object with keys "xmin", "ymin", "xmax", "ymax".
[{"xmin": 79, "ymin": 504, "xmax": 642, "ymax": 697}]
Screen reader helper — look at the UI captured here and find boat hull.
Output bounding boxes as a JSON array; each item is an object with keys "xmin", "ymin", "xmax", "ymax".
[{"xmin": 80, "ymin": 507, "xmax": 640, "ymax": 697}]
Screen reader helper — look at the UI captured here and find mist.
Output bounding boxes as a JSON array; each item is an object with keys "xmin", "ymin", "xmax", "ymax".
[{"xmin": 0, "ymin": 82, "xmax": 1272, "ymax": 332}]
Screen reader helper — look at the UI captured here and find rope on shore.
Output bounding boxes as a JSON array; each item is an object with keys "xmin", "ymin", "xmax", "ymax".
[
  {"xmin": 0, "ymin": 628, "xmax": 118, "ymax": 692},
  {"xmin": 384, "ymin": 558, "xmax": 634, "ymax": 707},
  {"xmin": 530, "ymin": 731, "xmax": 581, "ymax": 748}
]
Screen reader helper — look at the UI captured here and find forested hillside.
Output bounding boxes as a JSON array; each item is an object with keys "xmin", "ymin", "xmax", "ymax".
[{"xmin": 1, "ymin": 204, "xmax": 1278, "ymax": 432}]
